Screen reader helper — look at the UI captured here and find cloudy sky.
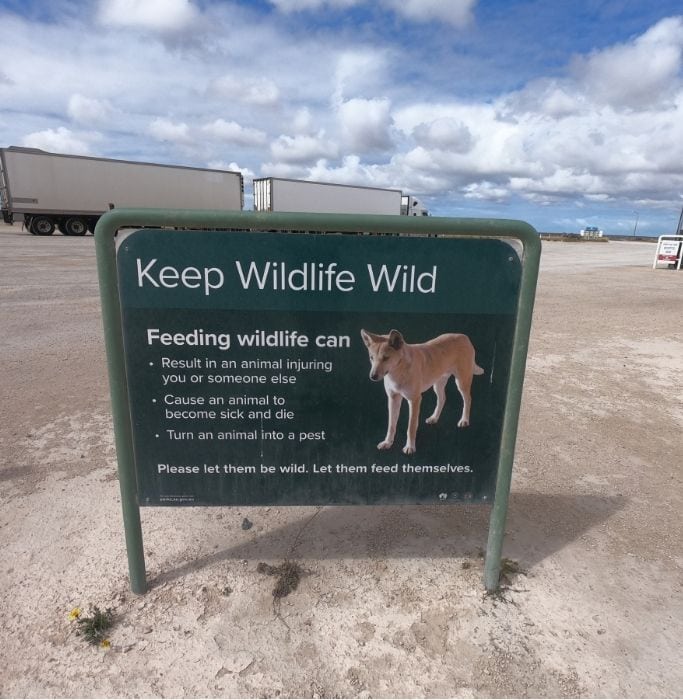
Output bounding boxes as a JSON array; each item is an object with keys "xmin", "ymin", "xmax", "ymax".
[{"xmin": 1, "ymin": 0, "xmax": 682, "ymax": 235}]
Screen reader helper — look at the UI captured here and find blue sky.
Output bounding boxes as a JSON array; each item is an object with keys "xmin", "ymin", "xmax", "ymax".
[{"xmin": 1, "ymin": 0, "xmax": 682, "ymax": 235}]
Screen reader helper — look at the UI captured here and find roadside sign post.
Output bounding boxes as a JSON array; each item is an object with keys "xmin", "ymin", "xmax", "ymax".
[{"xmin": 95, "ymin": 209, "xmax": 540, "ymax": 594}]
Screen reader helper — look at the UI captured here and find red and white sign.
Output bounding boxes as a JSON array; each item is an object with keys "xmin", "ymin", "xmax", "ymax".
[{"xmin": 653, "ymin": 236, "xmax": 683, "ymax": 269}]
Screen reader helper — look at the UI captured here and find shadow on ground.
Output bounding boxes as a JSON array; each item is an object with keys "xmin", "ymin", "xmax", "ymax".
[{"xmin": 150, "ymin": 491, "xmax": 626, "ymax": 587}]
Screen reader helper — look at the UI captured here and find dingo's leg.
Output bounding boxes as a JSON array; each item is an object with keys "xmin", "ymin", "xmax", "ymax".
[
  {"xmin": 378, "ymin": 391, "xmax": 401, "ymax": 450},
  {"xmin": 426, "ymin": 375, "xmax": 449, "ymax": 424},
  {"xmin": 454, "ymin": 372, "xmax": 473, "ymax": 427},
  {"xmin": 403, "ymin": 394, "xmax": 422, "ymax": 454}
]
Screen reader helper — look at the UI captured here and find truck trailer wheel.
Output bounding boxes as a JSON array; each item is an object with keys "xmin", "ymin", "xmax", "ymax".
[
  {"xmin": 31, "ymin": 216, "xmax": 55, "ymax": 236},
  {"xmin": 64, "ymin": 217, "xmax": 88, "ymax": 236}
]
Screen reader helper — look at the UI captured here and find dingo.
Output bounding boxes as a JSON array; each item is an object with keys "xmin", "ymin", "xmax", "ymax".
[{"xmin": 361, "ymin": 329, "xmax": 484, "ymax": 455}]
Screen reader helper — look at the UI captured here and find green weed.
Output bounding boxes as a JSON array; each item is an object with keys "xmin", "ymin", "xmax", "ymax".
[{"xmin": 74, "ymin": 606, "xmax": 114, "ymax": 647}]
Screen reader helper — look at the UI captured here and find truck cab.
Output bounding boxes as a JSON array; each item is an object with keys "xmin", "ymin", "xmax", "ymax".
[{"xmin": 401, "ymin": 195, "xmax": 429, "ymax": 216}]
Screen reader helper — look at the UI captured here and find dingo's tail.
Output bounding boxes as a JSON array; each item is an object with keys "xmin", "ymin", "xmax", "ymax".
[{"xmin": 474, "ymin": 364, "xmax": 484, "ymax": 375}]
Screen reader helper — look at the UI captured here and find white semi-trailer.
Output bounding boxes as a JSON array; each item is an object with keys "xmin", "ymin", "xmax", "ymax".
[
  {"xmin": 0, "ymin": 147, "xmax": 244, "ymax": 235},
  {"xmin": 253, "ymin": 177, "xmax": 418, "ymax": 216}
]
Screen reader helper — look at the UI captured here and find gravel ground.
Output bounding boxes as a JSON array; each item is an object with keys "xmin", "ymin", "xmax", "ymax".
[{"xmin": 0, "ymin": 224, "xmax": 681, "ymax": 698}]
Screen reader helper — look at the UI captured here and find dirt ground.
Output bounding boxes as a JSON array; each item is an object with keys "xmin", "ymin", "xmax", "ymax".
[{"xmin": 0, "ymin": 224, "xmax": 681, "ymax": 698}]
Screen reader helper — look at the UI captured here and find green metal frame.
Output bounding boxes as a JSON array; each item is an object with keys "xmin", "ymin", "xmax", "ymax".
[{"xmin": 95, "ymin": 208, "xmax": 541, "ymax": 594}]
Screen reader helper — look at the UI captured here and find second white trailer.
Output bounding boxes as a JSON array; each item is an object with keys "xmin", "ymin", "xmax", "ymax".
[{"xmin": 253, "ymin": 177, "xmax": 403, "ymax": 215}]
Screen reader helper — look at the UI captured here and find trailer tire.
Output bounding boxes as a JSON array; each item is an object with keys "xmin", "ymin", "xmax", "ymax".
[
  {"xmin": 64, "ymin": 217, "xmax": 88, "ymax": 236},
  {"xmin": 31, "ymin": 216, "xmax": 55, "ymax": 236},
  {"xmin": 57, "ymin": 222, "xmax": 68, "ymax": 235}
]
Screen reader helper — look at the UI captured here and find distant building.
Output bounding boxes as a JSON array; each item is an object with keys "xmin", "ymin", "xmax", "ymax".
[{"xmin": 580, "ymin": 225, "xmax": 603, "ymax": 238}]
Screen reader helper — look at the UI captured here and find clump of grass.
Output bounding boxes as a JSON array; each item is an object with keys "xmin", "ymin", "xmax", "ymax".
[
  {"xmin": 500, "ymin": 558, "xmax": 526, "ymax": 577},
  {"xmin": 74, "ymin": 606, "xmax": 114, "ymax": 646},
  {"xmin": 498, "ymin": 557, "xmax": 527, "ymax": 588},
  {"xmin": 257, "ymin": 560, "xmax": 303, "ymax": 599},
  {"xmin": 480, "ymin": 559, "xmax": 528, "ymax": 601}
]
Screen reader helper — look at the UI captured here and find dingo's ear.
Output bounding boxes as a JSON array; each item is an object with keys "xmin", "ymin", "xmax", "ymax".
[
  {"xmin": 388, "ymin": 329, "xmax": 404, "ymax": 349},
  {"xmin": 360, "ymin": 329, "xmax": 373, "ymax": 347}
]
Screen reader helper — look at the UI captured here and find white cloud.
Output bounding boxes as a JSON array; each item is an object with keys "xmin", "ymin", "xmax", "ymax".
[
  {"xmin": 338, "ymin": 97, "xmax": 393, "ymax": 151},
  {"xmin": 208, "ymin": 75, "xmax": 280, "ymax": 107},
  {"xmin": 395, "ymin": 102, "xmax": 495, "ymax": 136},
  {"xmin": 333, "ymin": 49, "xmax": 388, "ymax": 104},
  {"xmin": 268, "ymin": 0, "xmax": 476, "ymax": 26},
  {"xmin": 291, "ymin": 107, "xmax": 316, "ymax": 134},
  {"xmin": 463, "ymin": 181, "xmax": 514, "ymax": 201},
  {"xmin": 148, "ymin": 118, "xmax": 192, "ymax": 144},
  {"xmin": 268, "ymin": 0, "xmax": 360, "ymax": 11},
  {"xmin": 270, "ymin": 132, "xmax": 339, "ymax": 163},
  {"xmin": 380, "ymin": 0, "xmax": 476, "ymax": 27},
  {"xmin": 499, "ymin": 79, "xmax": 585, "ymax": 119},
  {"xmin": 538, "ymin": 86, "xmax": 583, "ymax": 118},
  {"xmin": 258, "ymin": 161, "xmax": 308, "ymax": 178},
  {"xmin": 396, "ymin": 102, "xmax": 529, "ymax": 179},
  {"xmin": 307, "ymin": 155, "xmax": 393, "ymax": 187},
  {"xmin": 207, "ymin": 160, "xmax": 256, "ymax": 180},
  {"xmin": 98, "ymin": 0, "xmax": 199, "ymax": 31},
  {"xmin": 279, "ymin": 154, "xmax": 448, "ymax": 196},
  {"xmin": 412, "ymin": 117, "xmax": 474, "ymax": 152},
  {"xmin": 21, "ymin": 127, "xmax": 96, "ymax": 155},
  {"xmin": 2, "ymin": 4, "xmax": 682, "ymax": 232},
  {"xmin": 390, "ymin": 22, "xmax": 683, "ymax": 206},
  {"xmin": 572, "ymin": 16, "xmax": 683, "ymax": 109},
  {"xmin": 257, "ymin": 154, "xmax": 399, "ymax": 189},
  {"xmin": 67, "ymin": 94, "xmax": 117, "ymax": 125},
  {"xmin": 202, "ymin": 119, "xmax": 267, "ymax": 146}
]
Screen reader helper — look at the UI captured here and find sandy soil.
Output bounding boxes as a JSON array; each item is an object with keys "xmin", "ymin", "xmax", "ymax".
[{"xmin": 0, "ymin": 225, "xmax": 681, "ymax": 698}]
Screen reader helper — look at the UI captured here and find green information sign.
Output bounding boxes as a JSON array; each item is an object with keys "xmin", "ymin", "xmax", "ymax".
[
  {"xmin": 95, "ymin": 209, "xmax": 540, "ymax": 594},
  {"xmin": 117, "ymin": 230, "xmax": 520, "ymax": 507}
]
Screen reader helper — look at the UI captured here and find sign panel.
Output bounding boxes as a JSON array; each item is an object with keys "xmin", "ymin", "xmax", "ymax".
[
  {"xmin": 653, "ymin": 235, "xmax": 683, "ymax": 269},
  {"xmin": 117, "ymin": 229, "xmax": 521, "ymax": 506},
  {"xmin": 658, "ymin": 240, "xmax": 681, "ymax": 260}
]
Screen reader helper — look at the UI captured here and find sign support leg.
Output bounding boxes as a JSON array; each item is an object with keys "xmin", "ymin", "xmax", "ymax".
[
  {"xmin": 483, "ymin": 236, "xmax": 540, "ymax": 592},
  {"xmin": 483, "ymin": 479, "xmax": 510, "ymax": 592},
  {"xmin": 95, "ymin": 218, "xmax": 147, "ymax": 594}
]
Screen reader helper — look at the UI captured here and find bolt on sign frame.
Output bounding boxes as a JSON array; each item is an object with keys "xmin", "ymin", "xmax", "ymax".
[{"xmin": 95, "ymin": 209, "xmax": 540, "ymax": 594}]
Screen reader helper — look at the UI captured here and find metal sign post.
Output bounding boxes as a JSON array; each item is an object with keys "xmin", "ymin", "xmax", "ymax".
[{"xmin": 95, "ymin": 209, "xmax": 540, "ymax": 594}]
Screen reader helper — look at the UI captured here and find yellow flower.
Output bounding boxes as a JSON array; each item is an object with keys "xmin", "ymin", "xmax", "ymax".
[
  {"xmin": 100, "ymin": 639, "xmax": 111, "ymax": 649},
  {"xmin": 68, "ymin": 608, "xmax": 81, "ymax": 621}
]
